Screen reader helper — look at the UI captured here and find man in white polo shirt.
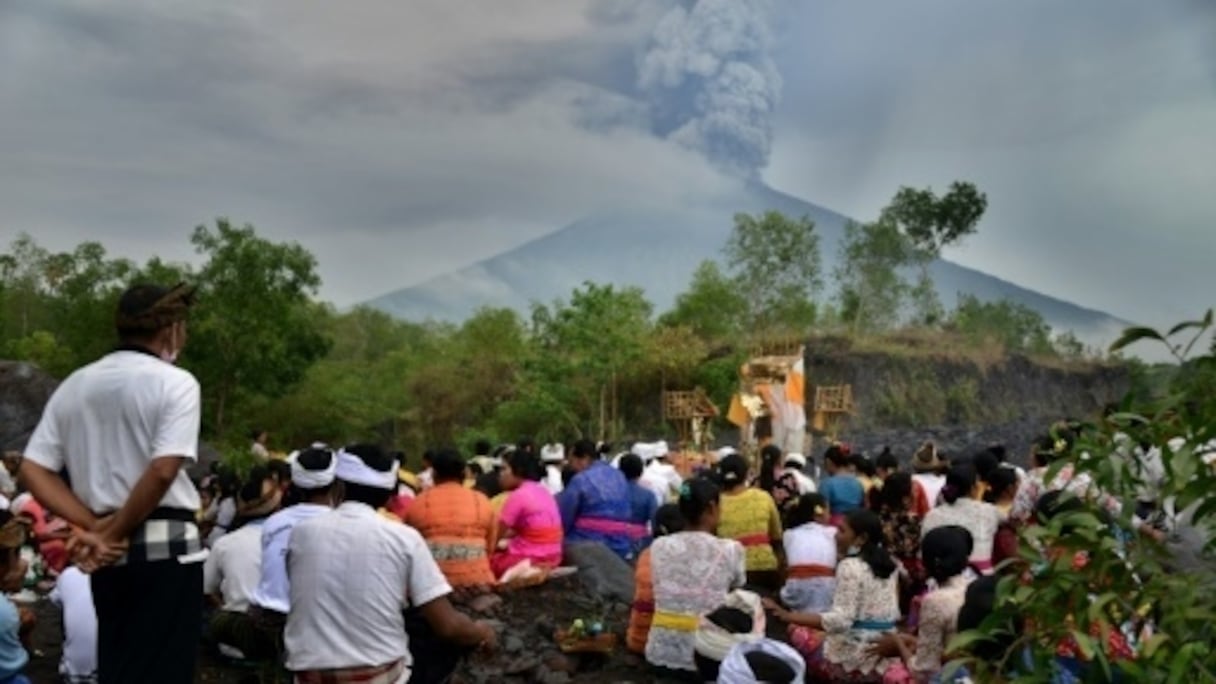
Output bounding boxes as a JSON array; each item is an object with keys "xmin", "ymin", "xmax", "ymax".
[
  {"xmin": 285, "ymin": 444, "xmax": 496, "ymax": 683},
  {"xmin": 20, "ymin": 282, "xmax": 204, "ymax": 684}
]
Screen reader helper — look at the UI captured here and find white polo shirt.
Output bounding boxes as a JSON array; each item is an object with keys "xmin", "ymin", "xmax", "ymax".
[
  {"xmin": 284, "ymin": 501, "xmax": 452, "ymax": 672},
  {"xmin": 250, "ymin": 503, "xmax": 330, "ymax": 614},
  {"xmin": 203, "ymin": 521, "xmax": 264, "ymax": 613},
  {"xmin": 24, "ymin": 350, "xmax": 201, "ymax": 513}
]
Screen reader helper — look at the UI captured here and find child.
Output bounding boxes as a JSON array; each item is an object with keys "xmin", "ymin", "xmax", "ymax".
[
  {"xmin": 0, "ymin": 511, "xmax": 30, "ymax": 684},
  {"xmin": 780, "ymin": 494, "xmax": 837, "ymax": 613}
]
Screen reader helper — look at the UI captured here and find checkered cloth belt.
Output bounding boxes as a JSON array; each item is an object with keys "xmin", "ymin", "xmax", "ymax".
[
  {"xmin": 102, "ymin": 507, "xmax": 201, "ymax": 565},
  {"xmin": 294, "ymin": 659, "xmax": 406, "ymax": 684}
]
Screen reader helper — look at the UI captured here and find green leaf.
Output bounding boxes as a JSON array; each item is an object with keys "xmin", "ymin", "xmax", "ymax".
[
  {"xmin": 1069, "ymin": 630, "xmax": 1096, "ymax": 660},
  {"xmin": 1109, "ymin": 326, "xmax": 1165, "ymax": 352}
]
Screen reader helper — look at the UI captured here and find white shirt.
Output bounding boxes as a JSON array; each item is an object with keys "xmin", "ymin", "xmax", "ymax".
[
  {"xmin": 543, "ymin": 464, "xmax": 564, "ymax": 495},
  {"xmin": 285, "ymin": 502, "xmax": 452, "ymax": 672},
  {"xmin": 783, "ymin": 522, "xmax": 837, "ymax": 567},
  {"xmin": 640, "ymin": 460, "xmax": 682, "ymax": 505},
  {"xmin": 24, "ymin": 350, "xmax": 201, "ymax": 512},
  {"xmin": 913, "ymin": 473, "xmax": 947, "ymax": 509},
  {"xmin": 49, "ymin": 567, "xmax": 97, "ymax": 680},
  {"xmin": 203, "ymin": 521, "xmax": 264, "ymax": 613},
  {"xmin": 783, "ymin": 467, "xmax": 817, "ymax": 495},
  {"xmin": 250, "ymin": 503, "xmax": 330, "ymax": 614}
]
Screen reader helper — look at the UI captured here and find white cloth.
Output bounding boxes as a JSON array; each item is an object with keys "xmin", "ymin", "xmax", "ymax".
[
  {"xmin": 922, "ymin": 499, "xmax": 1003, "ymax": 565},
  {"xmin": 207, "ymin": 497, "xmax": 237, "ymax": 547},
  {"xmin": 783, "ymin": 522, "xmax": 837, "ymax": 567},
  {"xmin": 640, "ymin": 460, "xmax": 683, "ymax": 506},
  {"xmin": 49, "ymin": 566, "xmax": 98, "ymax": 681},
  {"xmin": 284, "ymin": 502, "xmax": 452, "ymax": 672},
  {"xmin": 290, "ymin": 452, "xmax": 337, "ymax": 489},
  {"xmin": 203, "ymin": 521, "xmax": 264, "ymax": 613},
  {"xmin": 24, "ymin": 350, "xmax": 201, "ymax": 512},
  {"xmin": 0, "ymin": 464, "xmax": 15, "ymax": 498},
  {"xmin": 543, "ymin": 464, "xmax": 564, "ymax": 495},
  {"xmin": 251, "ymin": 442, "xmax": 270, "ymax": 460},
  {"xmin": 250, "ymin": 503, "xmax": 331, "ymax": 614},
  {"xmin": 335, "ymin": 450, "xmax": 397, "ymax": 489},
  {"xmin": 913, "ymin": 473, "xmax": 947, "ymax": 509},
  {"xmin": 718, "ymin": 638, "xmax": 806, "ymax": 684},
  {"xmin": 541, "ymin": 444, "xmax": 565, "ymax": 463},
  {"xmin": 783, "ymin": 467, "xmax": 817, "ymax": 495}
]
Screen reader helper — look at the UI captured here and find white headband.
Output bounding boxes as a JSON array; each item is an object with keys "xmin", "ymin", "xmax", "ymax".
[
  {"xmin": 718, "ymin": 639, "xmax": 806, "ymax": 682},
  {"xmin": 334, "ymin": 449, "xmax": 398, "ymax": 490},
  {"xmin": 290, "ymin": 449, "xmax": 337, "ymax": 489},
  {"xmin": 541, "ymin": 444, "xmax": 565, "ymax": 463}
]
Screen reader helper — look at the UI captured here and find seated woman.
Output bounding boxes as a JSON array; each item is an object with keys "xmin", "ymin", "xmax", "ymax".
[
  {"xmin": 404, "ymin": 449, "xmax": 498, "ymax": 593},
  {"xmin": 645, "ymin": 478, "xmax": 746, "ymax": 677},
  {"xmin": 716, "ymin": 455, "xmax": 784, "ymax": 590},
  {"xmin": 0, "ymin": 512, "xmax": 30, "ymax": 684},
  {"xmin": 765, "ymin": 509, "xmax": 903, "ymax": 683},
  {"xmin": 921, "ymin": 464, "xmax": 1002, "ymax": 574},
  {"xmin": 896, "ymin": 526, "xmax": 975, "ymax": 683},
  {"xmin": 627, "ymin": 504, "xmax": 685, "ymax": 654},
  {"xmin": 875, "ymin": 472, "xmax": 926, "ymax": 613},
  {"xmin": 557, "ymin": 440, "xmax": 635, "ymax": 560},
  {"xmin": 780, "ymin": 493, "xmax": 837, "ymax": 613},
  {"xmin": 492, "ymin": 449, "xmax": 563, "ymax": 578},
  {"xmin": 819, "ymin": 445, "xmax": 866, "ymax": 526}
]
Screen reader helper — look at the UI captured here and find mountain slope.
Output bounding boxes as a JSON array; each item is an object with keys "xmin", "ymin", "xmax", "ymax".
[{"xmin": 368, "ymin": 183, "xmax": 1129, "ymax": 342}]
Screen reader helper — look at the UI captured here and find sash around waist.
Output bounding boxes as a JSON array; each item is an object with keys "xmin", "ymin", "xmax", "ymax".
[
  {"xmin": 519, "ymin": 526, "xmax": 563, "ymax": 545},
  {"xmin": 852, "ymin": 620, "xmax": 896, "ymax": 631},
  {"xmin": 652, "ymin": 610, "xmax": 699, "ymax": 632},
  {"xmin": 735, "ymin": 533, "xmax": 771, "ymax": 548},
  {"xmin": 786, "ymin": 563, "xmax": 834, "ymax": 579},
  {"xmin": 574, "ymin": 516, "xmax": 638, "ymax": 537}
]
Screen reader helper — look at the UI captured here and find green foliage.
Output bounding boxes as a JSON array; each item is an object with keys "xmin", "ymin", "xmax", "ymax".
[
  {"xmin": 834, "ymin": 219, "xmax": 913, "ymax": 334},
  {"xmin": 882, "ymin": 181, "xmax": 988, "ymax": 259},
  {"xmin": 950, "ymin": 294, "xmax": 1053, "ymax": 354},
  {"xmin": 661, "ymin": 260, "xmax": 747, "ymax": 342},
  {"xmin": 723, "ymin": 211, "xmax": 821, "ymax": 335},
  {"xmin": 952, "ymin": 312, "xmax": 1216, "ymax": 681}
]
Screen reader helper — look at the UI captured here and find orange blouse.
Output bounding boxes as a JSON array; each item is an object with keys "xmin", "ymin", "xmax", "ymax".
[{"xmin": 404, "ymin": 482, "xmax": 498, "ymax": 588}]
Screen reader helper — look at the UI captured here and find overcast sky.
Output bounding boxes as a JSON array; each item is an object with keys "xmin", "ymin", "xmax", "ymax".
[{"xmin": 2, "ymin": 0, "xmax": 1213, "ymax": 331}]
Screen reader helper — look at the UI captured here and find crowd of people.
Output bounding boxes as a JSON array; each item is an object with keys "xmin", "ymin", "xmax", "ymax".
[{"xmin": 0, "ymin": 281, "xmax": 1195, "ymax": 684}]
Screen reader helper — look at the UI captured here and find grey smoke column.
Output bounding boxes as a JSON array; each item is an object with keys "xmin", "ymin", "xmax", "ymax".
[{"xmin": 637, "ymin": 0, "xmax": 781, "ymax": 177}]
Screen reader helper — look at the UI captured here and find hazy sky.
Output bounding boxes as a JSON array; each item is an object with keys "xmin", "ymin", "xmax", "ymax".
[{"xmin": 2, "ymin": 0, "xmax": 1213, "ymax": 330}]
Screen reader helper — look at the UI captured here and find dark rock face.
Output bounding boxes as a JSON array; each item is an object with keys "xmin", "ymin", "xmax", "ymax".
[{"xmin": 0, "ymin": 361, "xmax": 58, "ymax": 452}]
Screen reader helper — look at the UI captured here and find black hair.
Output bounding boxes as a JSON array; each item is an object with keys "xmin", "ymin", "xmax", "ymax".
[
  {"xmin": 504, "ymin": 449, "xmax": 544, "ymax": 482},
  {"xmin": 941, "ymin": 463, "xmax": 977, "ymax": 505},
  {"xmin": 619, "ymin": 453, "xmax": 644, "ymax": 481},
  {"xmin": 571, "ymin": 439, "xmax": 597, "ymax": 460},
  {"xmin": 516, "ymin": 438, "xmax": 535, "ymax": 455},
  {"xmin": 115, "ymin": 283, "xmax": 182, "ymax": 339},
  {"xmin": 984, "ymin": 466, "xmax": 1018, "ymax": 503},
  {"xmin": 825, "ymin": 444, "xmax": 852, "ymax": 469},
  {"xmin": 654, "ymin": 503, "xmax": 686, "ymax": 537},
  {"xmin": 787, "ymin": 493, "xmax": 827, "ymax": 528},
  {"xmin": 694, "ymin": 606, "xmax": 755, "ymax": 681},
  {"xmin": 956, "ymin": 575, "xmax": 1017, "ymax": 663},
  {"xmin": 717, "ymin": 454, "xmax": 749, "ymax": 488},
  {"xmin": 987, "ymin": 444, "xmax": 1008, "ymax": 463},
  {"xmin": 474, "ymin": 439, "xmax": 492, "ymax": 457},
  {"xmin": 597, "ymin": 441, "xmax": 613, "ymax": 457},
  {"xmin": 340, "ymin": 443, "xmax": 395, "ymax": 509},
  {"xmin": 267, "ymin": 459, "xmax": 291, "ymax": 484},
  {"xmin": 758, "ymin": 444, "xmax": 782, "ymax": 491},
  {"xmin": 421, "ymin": 450, "xmax": 436, "ymax": 467},
  {"xmin": 560, "ymin": 465, "xmax": 576, "ymax": 488},
  {"xmin": 0, "ymin": 510, "xmax": 23, "ymax": 568},
  {"xmin": 467, "ymin": 462, "xmax": 485, "ymax": 476},
  {"xmin": 845, "ymin": 509, "xmax": 897, "ymax": 580},
  {"xmin": 875, "ymin": 447, "xmax": 898, "ymax": 473},
  {"xmin": 876, "ymin": 471, "xmax": 913, "ymax": 513},
  {"xmin": 744, "ymin": 652, "xmax": 797, "ymax": 683},
  {"xmin": 852, "ymin": 453, "xmax": 876, "ymax": 478},
  {"xmin": 238, "ymin": 478, "xmax": 264, "ymax": 505},
  {"xmin": 431, "ymin": 448, "xmax": 466, "ymax": 483},
  {"xmin": 972, "ymin": 450, "xmax": 999, "ymax": 480},
  {"xmin": 677, "ymin": 477, "xmax": 721, "ymax": 525},
  {"xmin": 922, "ymin": 526, "xmax": 974, "ymax": 583}
]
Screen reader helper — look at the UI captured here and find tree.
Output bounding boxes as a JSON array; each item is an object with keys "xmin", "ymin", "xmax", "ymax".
[
  {"xmin": 530, "ymin": 282, "xmax": 653, "ymax": 440},
  {"xmin": 881, "ymin": 181, "xmax": 988, "ymax": 325},
  {"xmin": 723, "ymin": 211, "xmax": 822, "ymax": 335},
  {"xmin": 660, "ymin": 260, "xmax": 747, "ymax": 342},
  {"xmin": 834, "ymin": 219, "xmax": 914, "ymax": 335},
  {"xmin": 949, "ymin": 294, "xmax": 1053, "ymax": 354},
  {"xmin": 185, "ymin": 220, "xmax": 331, "ymax": 437}
]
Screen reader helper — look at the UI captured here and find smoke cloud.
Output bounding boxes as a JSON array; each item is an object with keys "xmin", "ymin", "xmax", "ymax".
[{"xmin": 637, "ymin": 0, "xmax": 781, "ymax": 177}]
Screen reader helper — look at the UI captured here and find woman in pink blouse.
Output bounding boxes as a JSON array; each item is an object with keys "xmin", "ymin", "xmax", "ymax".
[{"xmin": 493, "ymin": 449, "xmax": 564, "ymax": 577}]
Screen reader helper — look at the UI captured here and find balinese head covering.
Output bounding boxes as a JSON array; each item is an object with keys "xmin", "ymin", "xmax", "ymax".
[
  {"xmin": 715, "ymin": 446, "xmax": 740, "ymax": 461},
  {"xmin": 335, "ymin": 448, "xmax": 399, "ymax": 489},
  {"xmin": 540, "ymin": 444, "xmax": 565, "ymax": 464},
  {"xmin": 289, "ymin": 448, "xmax": 337, "ymax": 489},
  {"xmin": 783, "ymin": 453, "xmax": 807, "ymax": 469},
  {"xmin": 653, "ymin": 441, "xmax": 670, "ymax": 459},
  {"xmin": 717, "ymin": 639, "xmax": 806, "ymax": 684},
  {"xmin": 0, "ymin": 514, "xmax": 25, "ymax": 549},
  {"xmin": 693, "ymin": 589, "xmax": 766, "ymax": 663},
  {"xmin": 115, "ymin": 282, "xmax": 196, "ymax": 333},
  {"xmin": 913, "ymin": 440, "xmax": 947, "ymax": 473}
]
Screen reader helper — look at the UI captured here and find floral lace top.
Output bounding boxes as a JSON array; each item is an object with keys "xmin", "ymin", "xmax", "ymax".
[
  {"xmin": 1010, "ymin": 464, "xmax": 1122, "ymax": 524},
  {"xmin": 819, "ymin": 557, "xmax": 901, "ymax": 674},
  {"xmin": 880, "ymin": 510, "xmax": 923, "ymax": 564},
  {"xmin": 645, "ymin": 531, "xmax": 746, "ymax": 671},
  {"xmin": 912, "ymin": 574, "xmax": 972, "ymax": 680}
]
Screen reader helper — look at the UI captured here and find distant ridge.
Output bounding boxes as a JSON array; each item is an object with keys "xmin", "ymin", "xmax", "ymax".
[{"xmin": 368, "ymin": 182, "xmax": 1130, "ymax": 344}]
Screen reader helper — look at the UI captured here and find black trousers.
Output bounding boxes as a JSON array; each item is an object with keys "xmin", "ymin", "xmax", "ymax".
[{"xmin": 92, "ymin": 559, "xmax": 204, "ymax": 684}]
